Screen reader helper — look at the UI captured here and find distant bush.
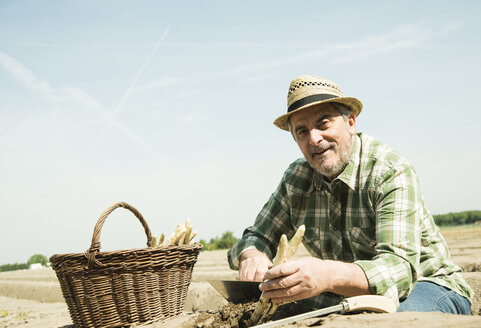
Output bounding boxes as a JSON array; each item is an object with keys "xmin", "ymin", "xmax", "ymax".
[
  {"xmin": 27, "ymin": 254, "xmax": 48, "ymax": 266},
  {"xmin": 0, "ymin": 262, "xmax": 28, "ymax": 272},
  {"xmin": 200, "ymin": 231, "xmax": 240, "ymax": 251},
  {"xmin": 433, "ymin": 210, "xmax": 481, "ymax": 226},
  {"xmin": 0, "ymin": 254, "xmax": 49, "ymax": 272}
]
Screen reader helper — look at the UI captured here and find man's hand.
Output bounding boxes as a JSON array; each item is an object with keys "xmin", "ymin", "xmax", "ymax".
[
  {"xmin": 259, "ymin": 257, "xmax": 371, "ymax": 303},
  {"xmin": 239, "ymin": 249, "xmax": 273, "ymax": 282}
]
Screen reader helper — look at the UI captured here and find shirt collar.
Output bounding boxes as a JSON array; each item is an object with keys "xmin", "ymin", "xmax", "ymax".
[{"xmin": 335, "ymin": 133, "xmax": 361, "ymax": 191}]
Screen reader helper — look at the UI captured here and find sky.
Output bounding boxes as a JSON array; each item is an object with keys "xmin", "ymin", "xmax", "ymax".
[{"xmin": 1, "ymin": 0, "xmax": 480, "ymax": 265}]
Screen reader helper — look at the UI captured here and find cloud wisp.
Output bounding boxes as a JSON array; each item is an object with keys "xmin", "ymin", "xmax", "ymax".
[
  {"xmin": 0, "ymin": 50, "xmax": 162, "ymax": 158},
  {"xmin": 129, "ymin": 20, "xmax": 463, "ymax": 92},
  {"xmin": 5, "ymin": 41, "xmax": 329, "ymax": 50},
  {"xmin": 213, "ymin": 20, "xmax": 464, "ymax": 79}
]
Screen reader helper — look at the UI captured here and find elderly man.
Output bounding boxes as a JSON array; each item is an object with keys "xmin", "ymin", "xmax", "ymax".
[{"xmin": 227, "ymin": 75, "xmax": 472, "ymax": 314}]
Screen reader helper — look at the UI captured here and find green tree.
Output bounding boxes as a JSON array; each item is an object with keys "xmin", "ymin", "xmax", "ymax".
[
  {"xmin": 433, "ymin": 210, "xmax": 481, "ymax": 226},
  {"xmin": 0, "ymin": 263, "xmax": 28, "ymax": 272},
  {"xmin": 199, "ymin": 231, "xmax": 240, "ymax": 251},
  {"xmin": 27, "ymin": 254, "xmax": 48, "ymax": 266},
  {"xmin": 216, "ymin": 231, "xmax": 239, "ymax": 249}
]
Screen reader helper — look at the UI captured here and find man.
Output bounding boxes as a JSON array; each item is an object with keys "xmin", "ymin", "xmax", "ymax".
[{"xmin": 227, "ymin": 75, "xmax": 472, "ymax": 314}]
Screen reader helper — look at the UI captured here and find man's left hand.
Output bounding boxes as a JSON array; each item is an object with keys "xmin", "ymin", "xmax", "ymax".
[
  {"xmin": 259, "ymin": 257, "xmax": 371, "ymax": 303},
  {"xmin": 259, "ymin": 257, "xmax": 331, "ymax": 303}
]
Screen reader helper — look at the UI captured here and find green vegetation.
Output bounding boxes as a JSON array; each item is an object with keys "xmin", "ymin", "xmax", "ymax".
[
  {"xmin": 200, "ymin": 231, "xmax": 240, "ymax": 250},
  {"xmin": 15, "ymin": 311, "xmax": 30, "ymax": 320},
  {"xmin": 198, "ymin": 212, "xmax": 481, "ymax": 250},
  {"xmin": 0, "ymin": 262, "xmax": 29, "ymax": 272},
  {"xmin": 0, "ymin": 253, "xmax": 48, "ymax": 272},
  {"xmin": 433, "ymin": 210, "xmax": 481, "ymax": 226},
  {"xmin": 0, "ymin": 211, "xmax": 479, "ymax": 268},
  {"xmin": 27, "ymin": 254, "xmax": 48, "ymax": 266}
]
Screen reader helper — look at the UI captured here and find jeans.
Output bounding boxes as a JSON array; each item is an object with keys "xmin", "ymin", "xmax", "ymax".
[{"xmin": 398, "ymin": 281, "xmax": 471, "ymax": 314}]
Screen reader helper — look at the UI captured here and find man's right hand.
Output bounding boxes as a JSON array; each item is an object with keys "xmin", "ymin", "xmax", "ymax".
[{"xmin": 238, "ymin": 249, "xmax": 273, "ymax": 282}]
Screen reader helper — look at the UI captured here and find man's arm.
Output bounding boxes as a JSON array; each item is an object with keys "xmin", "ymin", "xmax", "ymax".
[
  {"xmin": 260, "ymin": 165, "xmax": 422, "ymax": 306},
  {"xmin": 353, "ymin": 165, "xmax": 421, "ymax": 306}
]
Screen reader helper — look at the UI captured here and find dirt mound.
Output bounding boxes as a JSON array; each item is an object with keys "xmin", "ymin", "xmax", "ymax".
[
  {"xmin": 193, "ymin": 302, "xmax": 255, "ymax": 328},
  {"xmin": 463, "ymin": 263, "xmax": 481, "ymax": 272},
  {"xmin": 185, "ymin": 301, "xmax": 310, "ymax": 328}
]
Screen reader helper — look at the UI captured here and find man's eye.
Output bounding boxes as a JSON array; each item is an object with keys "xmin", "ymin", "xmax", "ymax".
[
  {"xmin": 297, "ymin": 129, "xmax": 307, "ymax": 137},
  {"xmin": 318, "ymin": 120, "xmax": 329, "ymax": 129}
]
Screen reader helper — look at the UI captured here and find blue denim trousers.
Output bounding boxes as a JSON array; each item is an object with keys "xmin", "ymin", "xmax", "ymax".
[{"xmin": 398, "ymin": 281, "xmax": 471, "ymax": 314}]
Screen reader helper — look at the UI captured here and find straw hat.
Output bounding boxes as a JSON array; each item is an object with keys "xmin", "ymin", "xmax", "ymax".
[{"xmin": 274, "ymin": 75, "xmax": 363, "ymax": 131}]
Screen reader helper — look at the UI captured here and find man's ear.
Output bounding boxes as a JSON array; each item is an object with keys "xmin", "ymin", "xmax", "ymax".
[
  {"xmin": 288, "ymin": 118, "xmax": 297, "ymax": 142},
  {"xmin": 348, "ymin": 113, "xmax": 356, "ymax": 135}
]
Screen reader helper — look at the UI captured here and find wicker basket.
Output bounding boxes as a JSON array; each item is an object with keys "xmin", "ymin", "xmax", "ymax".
[{"xmin": 50, "ymin": 202, "xmax": 202, "ymax": 328}]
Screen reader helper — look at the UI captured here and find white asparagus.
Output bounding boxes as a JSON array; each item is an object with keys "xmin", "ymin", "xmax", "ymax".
[
  {"xmin": 257, "ymin": 235, "xmax": 289, "ymax": 324},
  {"xmin": 166, "ymin": 232, "xmax": 175, "ymax": 245},
  {"xmin": 177, "ymin": 230, "xmax": 187, "ymax": 245},
  {"xmin": 170, "ymin": 227, "xmax": 186, "ymax": 245},
  {"xmin": 183, "ymin": 219, "xmax": 192, "ymax": 244},
  {"xmin": 157, "ymin": 220, "xmax": 198, "ymax": 247},
  {"xmin": 250, "ymin": 225, "xmax": 305, "ymax": 325},
  {"xmin": 188, "ymin": 230, "xmax": 197, "ymax": 243},
  {"xmin": 248, "ymin": 234, "xmax": 288, "ymax": 326},
  {"xmin": 248, "ymin": 297, "xmax": 271, "ymax": 326},
  {"xmin": 158, "ymin": 233, "xmax": 165, "ymax": 246},
  {"xmin": 272, "ymin": 234, "xmax": 288, "ymax": 266},
  {"xmin": 183, "ymin": 226, "xmax": 192, "ymax": 245},
  {"xmin": 166, "ymin": 223, "xmax": 184, "ymax": 245},
  {"xmin": 286, "ymin": 224, "xmax": 305, "ymax": 260},
  {"xmin": 151, "ymin": 235, "xmax": 158, "ymax": 248}
]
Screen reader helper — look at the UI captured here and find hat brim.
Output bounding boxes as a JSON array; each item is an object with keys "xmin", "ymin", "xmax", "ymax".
[{"xmin": 273, "ymin": 97, "xmax": 362, "ymax": 131}]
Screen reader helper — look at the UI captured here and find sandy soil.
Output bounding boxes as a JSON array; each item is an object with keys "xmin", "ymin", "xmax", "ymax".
[{"xmin": 1, "ymin": 225, "xmax": 480, "ymax": 327}]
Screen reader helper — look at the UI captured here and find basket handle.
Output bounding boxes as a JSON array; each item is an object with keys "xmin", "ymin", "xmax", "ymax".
[{"xmin": 85, "ymin": 202, "xmax": 153, "ymax": 268}]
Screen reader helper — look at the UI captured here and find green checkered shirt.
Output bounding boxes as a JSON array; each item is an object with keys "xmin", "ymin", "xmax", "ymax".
[{"xmin": 228, "ymin": 133, "xmax": 472, "ymax": 309}]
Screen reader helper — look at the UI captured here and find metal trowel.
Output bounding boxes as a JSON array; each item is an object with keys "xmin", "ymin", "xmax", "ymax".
[
  {"xmin": 250, "ymin": 295, "xmax": 397, "ymax": 328},
  {"xmin": 208, "ymin": 279, "xmax": 262, "ymax": 302}
]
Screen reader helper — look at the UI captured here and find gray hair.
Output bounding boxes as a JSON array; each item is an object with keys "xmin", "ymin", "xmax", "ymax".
[{"xmin": 332, "ymin": 103, "xmax": 353, "ymax": 121}]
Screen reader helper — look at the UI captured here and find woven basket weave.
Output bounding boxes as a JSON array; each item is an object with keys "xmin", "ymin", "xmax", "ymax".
[{"xmin": 50, "ymin": 202, "xmax": 202, "ymax": 328}]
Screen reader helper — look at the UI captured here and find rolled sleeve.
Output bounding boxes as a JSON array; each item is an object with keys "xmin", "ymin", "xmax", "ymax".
[{"xmin": 355, "ymin": 165, "xmax": 421, "ymax": 307}]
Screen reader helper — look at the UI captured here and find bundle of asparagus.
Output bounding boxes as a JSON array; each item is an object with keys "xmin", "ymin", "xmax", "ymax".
[
  {"xmin": 247, "ymin": 225, "xmax": 306, "ymax": 326},
  {"xmin": 150, "ymin": 219, "xmax": 198, "ymax": 247}
]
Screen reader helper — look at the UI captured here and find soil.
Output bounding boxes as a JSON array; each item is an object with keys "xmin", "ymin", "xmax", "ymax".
[
  {"xmin": 192, "ymin": 302, "xmax": 256, "ymax": 328},
  {"xmin": 182, "ymin": 301, "xmax": 312, "ymax": 328},
  {"xmin": 1, "ymin": 225, "xmax": 481, "ymax": 327}
]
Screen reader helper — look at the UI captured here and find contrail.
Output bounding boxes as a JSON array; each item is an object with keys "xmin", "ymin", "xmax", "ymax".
[
  {"xmin": 96, "ymin": 28, "xmax": 170, "ymax": 146},
  {"xmin": 0, "ymin": 50, "xmax": 162, "ymax": 159}
]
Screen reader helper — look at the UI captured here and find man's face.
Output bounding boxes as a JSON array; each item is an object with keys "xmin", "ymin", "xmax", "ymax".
[{"xmin": 289, "ymin": 103, "xmax": 356, "ymax": 180}]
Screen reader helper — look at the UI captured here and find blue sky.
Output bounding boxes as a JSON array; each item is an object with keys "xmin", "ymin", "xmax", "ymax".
[{"xmin": 1, "ymin": 1, "xmax": 480, "ymax": 264}]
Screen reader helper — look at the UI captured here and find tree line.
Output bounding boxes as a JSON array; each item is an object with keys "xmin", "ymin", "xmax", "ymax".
[
  {"xmin": 199, "ymin": 231, "xmax": 240, "ymax": 251},
  {"xmin": 1, "ymin": 211, "xmax": 479, "ymax": 270},
  {"xmin": 197, "ymin": 210, "xmax": 481, "ymax": 250},
  {"xmin": 433, "ymin": 210, "xmax": 481, "ymax": 226},
  {"xmin": 0, "ymin": 254, "xmax": 48, "ymax": 273}
]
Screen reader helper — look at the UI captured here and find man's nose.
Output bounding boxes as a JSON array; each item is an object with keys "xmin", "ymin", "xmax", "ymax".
[{"xmin": 309, "ymin": 129, "xmax": 323, "ymax": 145}]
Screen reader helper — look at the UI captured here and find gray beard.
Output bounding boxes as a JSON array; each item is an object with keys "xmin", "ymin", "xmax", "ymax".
[{"xmin": 308, "ymin": 142, "xmax": 352, "ymax": 180}]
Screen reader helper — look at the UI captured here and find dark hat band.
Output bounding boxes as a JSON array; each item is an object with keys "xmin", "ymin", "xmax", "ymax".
[{"xmin": 287, "ymin": 94, "xmax": 339, "ymax": 113}]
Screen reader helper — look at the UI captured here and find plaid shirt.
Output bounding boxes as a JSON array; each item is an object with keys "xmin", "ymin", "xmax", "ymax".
[{"xmin": 228, "ymin": 133, "xmax": 472, "ymax": 309}]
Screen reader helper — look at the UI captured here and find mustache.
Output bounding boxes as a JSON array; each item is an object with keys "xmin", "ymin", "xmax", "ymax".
[{"xmin": 309, "ymin": 142, "xmax": 333, "ymax": 156}]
